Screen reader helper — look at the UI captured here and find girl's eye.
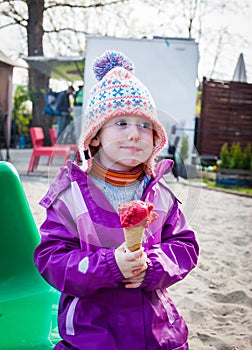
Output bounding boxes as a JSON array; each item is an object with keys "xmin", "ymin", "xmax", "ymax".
[
  {"xmin": 114, "ymin": 120, "xmax": 152, "ymax": 129},
  {"xmin": 138, "ymin": 122, "xmax": 152, "ymax": 129},
  {"xmin": 115, "ymin": 120, "xmax": 128, "ymax": 127}
]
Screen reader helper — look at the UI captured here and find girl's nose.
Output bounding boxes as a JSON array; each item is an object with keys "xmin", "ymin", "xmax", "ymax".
[{"xmin": 127, "ymin": 123, "xmax": 140, "ymax": 141}]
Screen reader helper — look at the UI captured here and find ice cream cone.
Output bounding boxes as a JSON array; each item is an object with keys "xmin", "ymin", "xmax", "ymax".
[{"xmin": 123, "ymin": 226, "xmax": 145, "ymax": 252}]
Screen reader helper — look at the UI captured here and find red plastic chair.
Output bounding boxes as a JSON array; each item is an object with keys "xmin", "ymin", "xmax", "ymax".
[
  {"xmin": 27, "ymin": 127, "xmax": 71, "ymax": 174},
  {"xmin": 49, "ymin": 128, "xmax": 80, "ymax": 164},
  {"xmin": 49, "ymin": 127, "xmax": 58, "ymax": 147}
]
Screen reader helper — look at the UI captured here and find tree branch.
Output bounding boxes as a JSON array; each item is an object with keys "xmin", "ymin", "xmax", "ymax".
[
  {"xmin": 44, "ymin": 0, "xmax": 128, "ymax": 11},
  {"xmin": 44, "ymin": 27, "xmax": 90, "ymax": 35}
]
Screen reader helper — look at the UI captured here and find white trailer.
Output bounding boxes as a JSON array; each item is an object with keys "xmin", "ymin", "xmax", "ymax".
[{"xmin": 83, "ymin": 35, "xmax": 199, "ymax": 165}]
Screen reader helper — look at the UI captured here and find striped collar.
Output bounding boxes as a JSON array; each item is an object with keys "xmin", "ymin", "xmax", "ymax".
[{"xmin": 90, "ymin": 159, "xmax": 145, "ymax": 186}]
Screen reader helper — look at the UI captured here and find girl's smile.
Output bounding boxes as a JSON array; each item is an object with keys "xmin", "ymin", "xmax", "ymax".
[{"xmin": 120, "ymin": 145, "xmax": 142, "ymax": 153}]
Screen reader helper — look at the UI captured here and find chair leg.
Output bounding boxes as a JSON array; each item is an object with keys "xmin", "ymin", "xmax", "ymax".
[
  {"xmin": 63, "ymin": 154, "xmax": 68, "ymax": 165},
  {"xmin": 34, "ymin": 156, "xmax": 40, "ymax": 170},
  {"xmin": 27, "ymin": 160, "xmax": 33, "ymax": 174},
  {"xmin": 47, "ymin": 154, "xmax": 52, "ymax": 165},
  {"xmin": 76, "ymin": 150, "xmax": 80, "ymax": 165},
  {"xmin": 48, "ymin": 155, "xmax": 53, "ymax": 165},
  {"xmin": 27, "ymin": 152, "xmax": 36, "ymax": 174}
]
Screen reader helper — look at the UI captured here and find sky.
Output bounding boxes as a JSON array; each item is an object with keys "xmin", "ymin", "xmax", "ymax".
[
  {"xmin": 0, "ymin": 1, "xmax": 251, "ymax": 85},
  {"xmin": 199, "ymin": 5, "xmax": 252, "ymax": 82},
  {"xmin": 129, "ymin": 0, "xmax": 252, "ymax": 83}
]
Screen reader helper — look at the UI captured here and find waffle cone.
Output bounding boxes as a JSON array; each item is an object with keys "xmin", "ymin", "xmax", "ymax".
[{"xmin": 123, "ymin": 226, "xmax": 145, "ymax": 252}]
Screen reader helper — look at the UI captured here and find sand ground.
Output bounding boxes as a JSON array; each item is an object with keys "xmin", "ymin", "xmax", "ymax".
[{"xmin": 6, "ymin": 149, "xmax": 252, "ymax": 349}]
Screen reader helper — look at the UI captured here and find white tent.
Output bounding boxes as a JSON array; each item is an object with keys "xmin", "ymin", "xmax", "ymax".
[
  {"xmin": 84, "ymin": 36, "xmax": 199, "ymax": 164},
  {"xmin": 24, "ymin": 56, "xmax": 85, "ymax": 81},
  {"xmin": 232, "ymin": 53, "xmax": 247, "ymax": 82}
]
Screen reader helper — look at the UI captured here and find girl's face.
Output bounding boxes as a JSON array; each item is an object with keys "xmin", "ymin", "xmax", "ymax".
[{"xmin": 90, "ymin": 115, "xmax": 155, "ymax": 171}]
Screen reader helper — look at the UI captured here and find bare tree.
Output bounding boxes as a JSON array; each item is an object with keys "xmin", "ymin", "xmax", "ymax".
[{"xmin": 0, "ymin": 0, "xmax": 127, "ymax": 143}]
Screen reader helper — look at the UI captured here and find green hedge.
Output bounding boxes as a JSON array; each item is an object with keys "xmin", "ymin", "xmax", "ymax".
[{"xmin": 219, "ymin": 142, "xmax": 252, "ymax": 170}]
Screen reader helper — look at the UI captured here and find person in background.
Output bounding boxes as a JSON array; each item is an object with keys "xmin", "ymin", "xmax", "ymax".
[
  {"xmin": 55, "ymin": 85, "xmax": 74, "ymax": 136},
  {"xmin": 74, "ymin": 85, "xmax": 83, "ymax": 107},
  {"xmin": 34, "ymin": 50, "xmax": 199, "ymax": 350},
  {"xmin": 73, "ymin": 85, "xmax": 84, "ymax": 143},
  {"xmin": 168, "ymin": 135, "xmax": 180, "ymax": 181}
]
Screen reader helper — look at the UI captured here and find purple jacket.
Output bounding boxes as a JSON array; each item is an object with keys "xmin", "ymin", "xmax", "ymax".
[{"xmin": 34, "ymin": 159, "xmax": 199, "ymax": 350}]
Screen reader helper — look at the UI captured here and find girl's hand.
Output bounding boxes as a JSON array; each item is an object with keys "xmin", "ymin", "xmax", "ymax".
[
  {"xmin": 123, "ymin": 270, "xmax": 147, "ymax": 288},
  {"xmin": 114, "ymin": 243, "xmax": 147, "ymax": 279}
]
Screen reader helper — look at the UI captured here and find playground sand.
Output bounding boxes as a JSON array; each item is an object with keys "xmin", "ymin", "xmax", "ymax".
[{"xmin": 21, "ymin": 172, "xmax": 252, "ymax": 350}]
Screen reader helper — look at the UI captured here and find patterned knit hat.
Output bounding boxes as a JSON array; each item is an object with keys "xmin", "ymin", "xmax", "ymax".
[{"xmin": 79, "ymin": 50, "xmax": 167, "ymax": 176}]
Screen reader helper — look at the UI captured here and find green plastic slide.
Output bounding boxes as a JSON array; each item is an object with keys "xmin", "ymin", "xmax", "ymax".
[{"xmin": 0, "ymin": 161, "xmax": 61, "ymax": 349}]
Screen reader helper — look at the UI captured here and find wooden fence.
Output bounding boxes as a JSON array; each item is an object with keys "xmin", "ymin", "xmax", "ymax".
[
  {"xmin": 216, "ymin": 168, "xmax": 252, "ymax": 188},
  {"xmin": 196, "ymin": 77, "xmax": 252, "ymax": 157}
]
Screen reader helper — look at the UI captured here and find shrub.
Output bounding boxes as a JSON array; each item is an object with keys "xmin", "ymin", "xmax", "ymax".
[
  {"xmin": 230, "ymin": 143, "xmax": 243, "ymax": 169},
  {"xmin": 180, "ymin": 136, "xmax": 189, "ymax": 162},
  {"xmin": 12, "ymin": 85, "xmax": 32, "ymax": 136},
  {"xmin": 219, "ymin": 143, "xmax": 231, "ymax": 169},
  {"xmin": 219, "ymin": 142, "xmax": 252, "ymax": 170},
  {"xmin": 243, "ymin": 143, "xmax": 252, "ymax": 170}
]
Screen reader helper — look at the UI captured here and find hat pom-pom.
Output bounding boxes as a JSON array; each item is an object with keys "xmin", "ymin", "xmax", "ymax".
[{"xmin": 93, "ymin": 50, "xmax": 135, "ymax": 81}]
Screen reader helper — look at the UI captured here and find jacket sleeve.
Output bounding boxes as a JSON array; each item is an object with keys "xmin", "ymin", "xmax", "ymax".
[
  {"xmin": 141, "ymin": 199, "xmax": 199, "ymax": 292},
  {"xmin": 55, "ymin": 92, "xmax": 63, "ymax": 111},
  {"xmin": 34, "ymin": 204, "xmax": 124, "ymax": 298}
]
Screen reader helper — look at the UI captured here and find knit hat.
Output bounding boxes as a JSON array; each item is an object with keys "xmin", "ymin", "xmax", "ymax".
[{"xmin": 79, "ymin": 50, "xmax": 167, "ymax": 176}]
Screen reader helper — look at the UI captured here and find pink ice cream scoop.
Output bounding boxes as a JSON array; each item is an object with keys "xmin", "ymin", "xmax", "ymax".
[
  {"xmin": 118, "ymin": 200, "xmax": 158, "ymax": 251},
  {"xmin": 118, "ymin": 200, "xmax": 158, "ymax": 228}
]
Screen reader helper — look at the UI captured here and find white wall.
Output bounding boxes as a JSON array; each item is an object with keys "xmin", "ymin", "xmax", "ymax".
[{"xmin": 83, "ymin": 36, "xmax": 199, "ymax": 162}]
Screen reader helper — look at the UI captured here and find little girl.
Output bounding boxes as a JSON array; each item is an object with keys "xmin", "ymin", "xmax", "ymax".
[{"xmin": 34, "ymin": 50, "xmax": 199, "ymax": 350}]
